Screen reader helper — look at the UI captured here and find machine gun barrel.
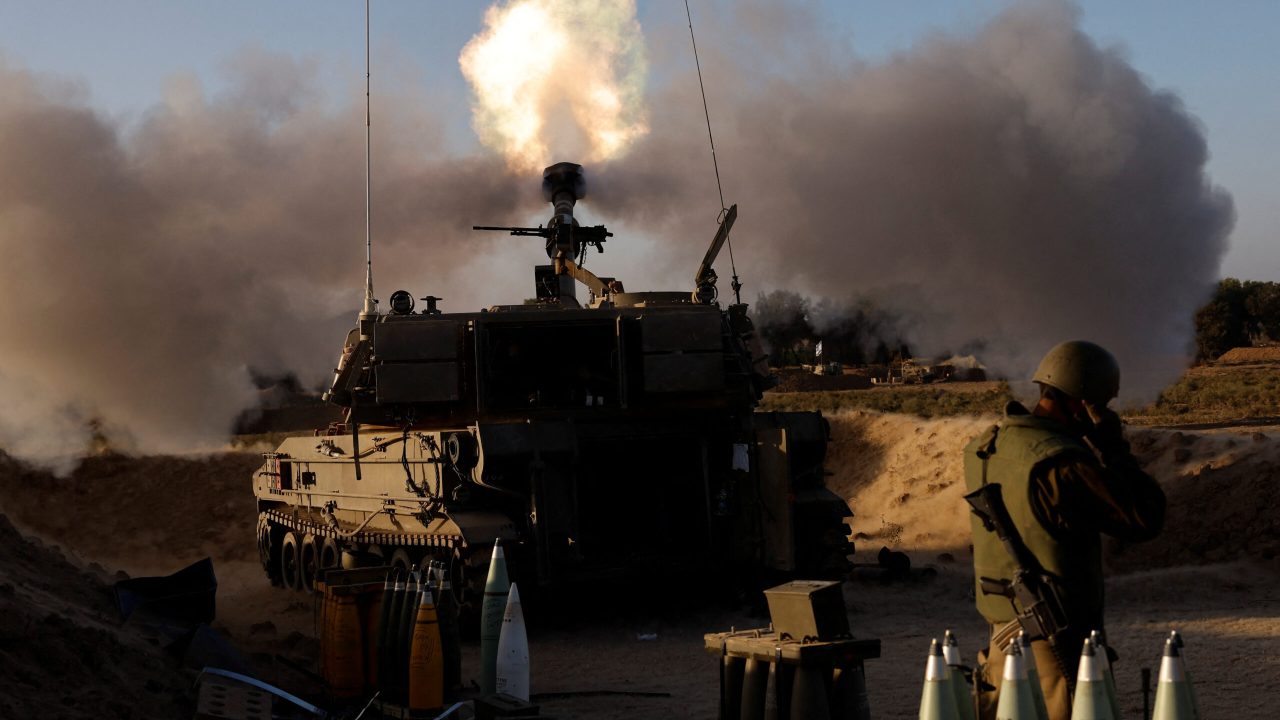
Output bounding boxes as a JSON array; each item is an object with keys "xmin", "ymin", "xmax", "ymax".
[
  {"xmin": 472, "ymin": 225, "xmax": 553, "ymax": 237},
  {"xmin": 471, "ymin": 224, "xmax": 613, "ymax": 246}
]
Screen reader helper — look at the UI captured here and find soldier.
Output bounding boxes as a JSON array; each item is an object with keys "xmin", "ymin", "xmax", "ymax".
[{"xmin": 964, "ymin": 340, "xmax": 1166, "ymax": 720}]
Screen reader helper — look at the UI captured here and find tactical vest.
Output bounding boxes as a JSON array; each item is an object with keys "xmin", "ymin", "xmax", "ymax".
[{"xmin": 963, "ymin": 410, "xmax": 1104, "ymax": 626}]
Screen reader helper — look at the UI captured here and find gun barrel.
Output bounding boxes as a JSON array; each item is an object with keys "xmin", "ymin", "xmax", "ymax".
[
  {"xmin": 965, "ymin": 496, "xmax": 992, "ymax": 524},
  {"xmin": 979, "ymin": 577, "xmax": 1013, "ymax": 597},
  {"xmin": 965, "ymin": 486, "xmax": 1019, "ymax": 542},
  {"xmin": 542, "ymin": 162, "xmax": 585, "ymax": 222}
]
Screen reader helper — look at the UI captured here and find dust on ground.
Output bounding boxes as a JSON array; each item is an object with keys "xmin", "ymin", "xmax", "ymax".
[{"xmin": 1, "ymin": 411, "xmax": 1277, "ymax": 718}]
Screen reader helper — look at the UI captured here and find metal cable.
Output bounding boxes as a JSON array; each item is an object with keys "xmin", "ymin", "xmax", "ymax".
[
  {"xmin": 362, "ymin": 0, "xmax": 376, "ymax": 313},
  {"xmin": 401, "ymin": 425, "xmax": 426, "ymax": 496},
  {"xmin": 684, "ymin": 0, "xmax": 740, "ymax": 297}
]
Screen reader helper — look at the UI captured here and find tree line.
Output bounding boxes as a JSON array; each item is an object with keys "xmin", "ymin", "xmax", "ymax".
[
  {"xmin": 1194, "ymin": 278, "xmax": 1280, "ymax": 361},
  {"xmin": 753, "ymin": 279, "xmax": 1280, "ymax": 369}
]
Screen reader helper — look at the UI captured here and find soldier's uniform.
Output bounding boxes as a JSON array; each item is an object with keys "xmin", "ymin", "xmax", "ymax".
[{"xmin": 964, "ymin": 400, "xmax": 1165, "ymax": 720}]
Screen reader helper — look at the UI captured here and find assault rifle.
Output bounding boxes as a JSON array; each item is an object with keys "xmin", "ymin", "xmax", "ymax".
[{"xmin": 964, "ymin": 482, "xmax": 1074, "ymax": 684}]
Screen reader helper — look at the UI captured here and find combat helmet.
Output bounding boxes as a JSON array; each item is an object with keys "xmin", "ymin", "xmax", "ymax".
[{"xmin": 1032, "ymin": 340, "xmax": 1120, "ymax": 405}]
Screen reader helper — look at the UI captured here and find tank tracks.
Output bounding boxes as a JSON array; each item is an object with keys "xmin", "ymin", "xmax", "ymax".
[
  {"xmin": 256, "ymin": 510, "xmax": 468, "ymax": 597},
  {"xmin": 258, "ymin": 500, "xmax": 854, "ymax": 605}
]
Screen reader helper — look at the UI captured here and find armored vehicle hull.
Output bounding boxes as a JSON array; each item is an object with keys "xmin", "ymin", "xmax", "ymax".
[{"xmin": 253, "ymin": 162, "xmax": 853, "ymax": 607}]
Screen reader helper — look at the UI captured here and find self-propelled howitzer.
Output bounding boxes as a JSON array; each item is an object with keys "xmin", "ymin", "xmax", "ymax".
[{"xmin": 252, "ymin": 161, "xmax": 853, "ymax": 606}]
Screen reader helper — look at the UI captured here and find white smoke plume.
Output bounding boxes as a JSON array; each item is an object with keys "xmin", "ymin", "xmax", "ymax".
[
  {"xmin": 459, "ymin": 0, "xmax": 648, "ymax": 170},
  {"xmin": 595, "ymin": 2, "xmax": 1234, "ymax": 400}
]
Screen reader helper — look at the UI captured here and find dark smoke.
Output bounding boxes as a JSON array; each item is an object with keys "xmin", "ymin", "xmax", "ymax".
[
  {"xmin": 0, "ymin": 52, "xmax": 534, "ymax": 469},
  {"xmin": 597, "ymin": 2, "xmax": 1234, "ymax": 400},
  {"xmin": 752, "ymin": 290, "xmax": 914, "ymax": 366}
]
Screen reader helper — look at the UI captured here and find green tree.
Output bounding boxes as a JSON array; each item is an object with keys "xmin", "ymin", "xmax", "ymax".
[
  {"xmin": 1194, "ymin": 279, "xmax": 1250, "ymax": 361},
  {"xmin": 1243, "ymin": 281, "xmax": 1280, "ymax": 341}
]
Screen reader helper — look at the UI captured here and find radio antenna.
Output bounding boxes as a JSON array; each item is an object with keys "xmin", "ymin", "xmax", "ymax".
[
  {"xmin": 684, "ymin": 0, "xmax": 742, "ymax": 305},
  {"xmin": 360, "ymin": 0, "xmax": 378, "ymax": 321}
]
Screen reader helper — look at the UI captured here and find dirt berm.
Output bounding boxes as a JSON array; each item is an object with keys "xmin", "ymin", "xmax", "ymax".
[
  {"xmin": 824, "ymin": 410, "xmax": 1280, "ymax": 570},
  {"xmin": 0, "ymin": 510, "xmax": 192, "ymax": 718}
]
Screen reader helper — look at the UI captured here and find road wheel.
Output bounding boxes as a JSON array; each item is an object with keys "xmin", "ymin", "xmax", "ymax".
[
  {"xmin": 256, "ymin": 515, "xmax": 274, "ymax": 578},
  {"xmin": 388, "ymin": 548, "xmax": 414, "ymax": 576},
  {"xmin": 319, "ymin": 537, "xmax": 341, "ymax": 574},
  {"xmin": 259, "ymin": 517, "xmax": 285, "ymax": 586},
  {"xmin": 280, "ymin": 532, "xmax": 302, "ymax": 591},
  {"xmin": 300, "ymin": 534, "xmax": 319, "ymax": 593}
]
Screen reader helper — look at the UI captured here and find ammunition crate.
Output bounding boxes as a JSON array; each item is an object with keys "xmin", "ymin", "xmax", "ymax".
[{"xmin": 763, "ymin": 580, "xmax": 850, "ymax": 641}]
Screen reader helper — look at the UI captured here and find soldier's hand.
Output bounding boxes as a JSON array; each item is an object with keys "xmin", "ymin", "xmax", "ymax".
[{"xmin": 1083, "ymin": 401, "xmax": 1125, "ymax": 451}]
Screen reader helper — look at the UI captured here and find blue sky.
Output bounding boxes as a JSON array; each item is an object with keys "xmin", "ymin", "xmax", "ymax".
[{"xmin": 1, "ymin": 0, "xmax": 1276, "ymax": 280}]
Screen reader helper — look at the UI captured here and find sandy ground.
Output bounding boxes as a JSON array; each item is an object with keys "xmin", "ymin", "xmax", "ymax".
[{"xmin": 1, "ymin": 412, "xmax": 1277, "ymax": 718}]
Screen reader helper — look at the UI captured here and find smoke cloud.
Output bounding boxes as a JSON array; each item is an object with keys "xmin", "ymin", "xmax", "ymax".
[
  {"xmin": 0, "ymin": 2, "xmax": 1236, "ymax": 469},
  {"xmin": 459, "ymin": 0, "xmax": 648, "ymax": 170},
  {"xmin": 596, "ymin": 2, "xmax": 1234, "ymax": 400},
  {"xmin": 0, "ymin": 52, "xmax": 534, "ymax": 469}
]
